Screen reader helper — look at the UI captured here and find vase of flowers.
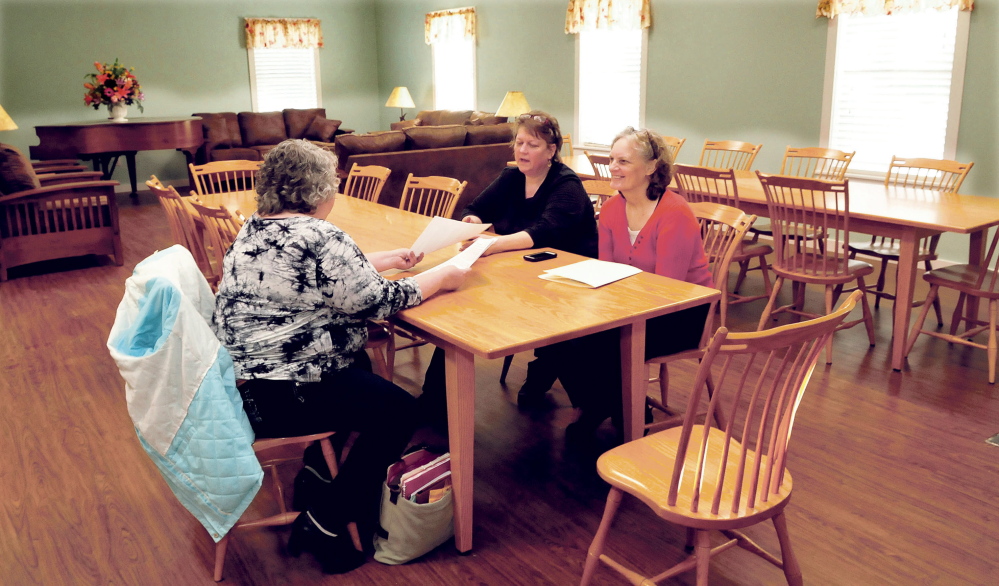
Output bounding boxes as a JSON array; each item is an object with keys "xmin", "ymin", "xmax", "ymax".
[{"xmin": 84, "ymin": 59, "xmax": 144, "ymax": 122}]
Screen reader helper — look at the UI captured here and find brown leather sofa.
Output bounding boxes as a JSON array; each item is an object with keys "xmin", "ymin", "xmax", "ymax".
[
  {"xmin": 333, "ymin": 123, "xmax": 515, "ymax": 216},
  {"xmin": 390, "ymin": 109, "xmax": 506, "ymax": 131},
  {"xmin": 192, "ymin": 108, "xmax": 353, "ymax": 164}
]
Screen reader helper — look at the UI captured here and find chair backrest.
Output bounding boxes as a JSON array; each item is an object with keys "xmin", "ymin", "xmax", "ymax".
[
  {"xmin": 688, "ymin": 201, "xmax": 755, "ymax": 330},
  {"xmin": 780, "ymin": 146, "xmax": 855, "ymax": 181},
  {"xmin": 663, "ymin": 136, "xmax": 686, "ymax": 162},
  {"xmin": 561, "ymin": 133, "xmax": 574, "ymax": 157},
  {"xmin": 667, "ymin": 290, "xmax": 862, "ymax": 514},
  {"xmin": 189, "ymin": 160, "xmax": 262, "ymax": 196},
  {"xmin": 585, "ymin": 152, "xmax": 612, "ymax": 180},
  {"xmin": 399, "ymin": 174, "xmax": 466, "ymax": 218},
  {"xmin": 698, "ymin": 140, "xmax": 762, "ymax": 171},
  {"xmin": 189, "ymin": 200, "xmax": 243, "ymax": 287},
  {"xmin": 674, "ymin": 164, "xmax": 740, "ymax": 207},
  {"xmin": 342, "ymin": 163, "xmax": 391, "ymax": 203},
  {"xmin": 581, "ymin": 179, "xmax": 617, "ymax": 213},
  {"xmin": 757, "ymin": 172, "xmax": 854, "ymax": 279},
  {"xmin": 885, "ymin": 156, "xmax": 973, "ymax": 192},
  {"xmin": 146, "ymin": 176, "xmax": 213, "ymax": 277}
]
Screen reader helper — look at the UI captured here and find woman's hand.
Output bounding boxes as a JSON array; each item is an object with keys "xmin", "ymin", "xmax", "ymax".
[
  {"xmin": 462, "ymin": 215, "xmax": 483, "ymax": 224},
  {"xmin": 414, "ymin": 265, "xmax": 470, "ymax": 298},
  {"xmin": 368, "ymin": 249, "xmax": 424, "ymax": 272}
]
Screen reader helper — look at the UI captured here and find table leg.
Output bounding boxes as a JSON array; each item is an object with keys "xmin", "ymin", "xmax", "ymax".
[
  {"xmin": 620, "ymin": 320, "xmax": 647, "ymax": 442},
  {"xmin": 124, "ymin": 152, "xmax": 138, "ymax": 197},
  {"xmin": 444, "ymin": 345, "xmax": 476, "ymax": 552},
  {"xmin": 892, "ymin": 232, "xmax": 919, "ymax": 371}
]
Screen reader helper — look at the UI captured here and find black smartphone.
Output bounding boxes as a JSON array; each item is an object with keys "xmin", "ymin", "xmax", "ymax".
[{"xmin": 524, "ymin": 251, "xmax": 557, "ymax": 262}]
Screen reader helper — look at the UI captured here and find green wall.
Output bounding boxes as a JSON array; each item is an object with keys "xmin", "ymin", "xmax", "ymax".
[
  {"xmin": 2, "ymin": 0, "xmax": 996, "ymax": 261},
  {"xmin": 0, "ymin": 0, "xmax": 381, "ymax": 185}
]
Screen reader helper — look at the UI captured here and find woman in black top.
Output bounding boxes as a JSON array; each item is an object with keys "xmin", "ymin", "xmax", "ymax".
[{"xmin": 422, "ymin": 110, "xmax": 597, "ymax": 416}]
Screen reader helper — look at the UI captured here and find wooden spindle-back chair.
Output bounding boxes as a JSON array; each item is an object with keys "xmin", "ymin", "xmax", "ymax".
[
  {"xmin": 189, "ymin": 201, "xmax": 243, "ymax": 289},
  {"xmin": 581, "ymin": 291, "xmax": 863, "ymax": 586},
  {"xmin": 342, "ymin": 163, "xmax": 391, "ymax": 203},
  {"xmin": 146, "ymin": 176, "xmax": 213, "ymax": 279},
  {"xmin": 698, "ymin": 140, "xmax": 762, "ymax": 171},
  {"xmin": 848, "ymin": 156, "xmax": 974, "ymax": 324},
  {"xmin": 398, "ymin": 174, "xmax": 466, "ymax": 218},
  {"xmin": 584, "ymin": 152, "xmax": 611, "ymax": 180},
  {"xmin": 189, "ymin": 160, "xmax": 262, "ymax": 197},
  {"xmin": 780, "ymin": 146, "xmax": 855, "ymax": 181},
  {"xmin": 663, "ymin": 136, "xmax": 686, "ymax": 162},
  {"xmin": 754, "ymin": 173, "xmax": 875, "ymax": 363}
]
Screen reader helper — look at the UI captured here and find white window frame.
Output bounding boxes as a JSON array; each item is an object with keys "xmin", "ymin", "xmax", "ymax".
[
  {"xmin": 574, "ymin": 28, "xmax": 648, "ymax": 152},
  {"xmin": 247, "ymin": 47, "xmax": 322, "ymax": 113},
  {"xmin": 431, "ymin": 37, "xmax": 477, "ymax": 111},
  {"xmin": 819, "ymin": 9, "xmax": 970, "ymax": 179}
]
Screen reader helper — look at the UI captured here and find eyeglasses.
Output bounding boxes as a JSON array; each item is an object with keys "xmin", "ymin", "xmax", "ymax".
[{"xmin": 517, "ymin": 113, "xmax": 550, "ymax": 127}]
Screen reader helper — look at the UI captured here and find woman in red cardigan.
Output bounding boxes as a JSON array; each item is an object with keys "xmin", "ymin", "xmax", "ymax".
[{"xmin": 558, "ymin": 127, "xmax": 712, "ymax": 446}]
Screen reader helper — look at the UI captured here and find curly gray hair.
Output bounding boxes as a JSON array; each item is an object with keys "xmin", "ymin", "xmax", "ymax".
[{"xmin": 255, "ymin": 139, "xmax": 340, "ymax": 215}]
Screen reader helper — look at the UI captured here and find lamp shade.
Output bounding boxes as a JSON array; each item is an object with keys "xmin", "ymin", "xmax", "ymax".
[
  {"xmin": 385, "ymin": 87, "xmax": 415, "ymax": 109},
  {"xmin": 0, "ymin": 104, "xmax": 17, "ymax": 131},
  {"xmin": 495, "ymin": 91, "xmax": 531, "ymax": 118}
]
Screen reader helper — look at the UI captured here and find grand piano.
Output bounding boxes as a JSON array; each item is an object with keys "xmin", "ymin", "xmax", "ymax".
[{"xmin": 30, "ymin": 117, "xmax": 203, "ymax": 196}]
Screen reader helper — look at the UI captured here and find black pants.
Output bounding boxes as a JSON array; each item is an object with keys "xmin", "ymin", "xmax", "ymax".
[
  {"xmin": 237, "ymin": 352, "xmax": 416, "ymax": 535},
  {"xmin": 552, "ymin": 304, "xmax": 710, "ymax": 430}
]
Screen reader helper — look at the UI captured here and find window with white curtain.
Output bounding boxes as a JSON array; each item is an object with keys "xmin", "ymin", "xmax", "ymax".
[
  {"xmin": 821, "ymin": 8, "xmax": 970, "ymax": 176},
  {"xmin": 248, "ymin": 47, "xmax": 321, "ymax": 112},
  {"xmin": 432, "ymin": 37, "xmax": 476, "ymax": 110},
  {"xmin": 576, "ymin": 28, "xmax": 646, "ymax": 148}
]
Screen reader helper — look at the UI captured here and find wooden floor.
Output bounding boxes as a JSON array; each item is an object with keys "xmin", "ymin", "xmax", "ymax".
[{"xmin": 2, "ymin": 191, "xmax": 997, "ymax": 585}]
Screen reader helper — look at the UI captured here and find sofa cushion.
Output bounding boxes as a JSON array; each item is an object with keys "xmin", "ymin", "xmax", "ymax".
[
  {"xmin": 464, "ymin": 123, "xmax": 516, "ymax": 146},
  {"xmin": 0, "ymin": 143, "xmax": 40, "ymax": 195},
  {"xmin": 210, "ymin": 147, "xmax": 262, "ymax": 162},
  {"xmin": 283, "ymin": 108, "xmax": 326, "ymax": 139},
  {"xmin": 193, "ymin": 112, "xmax": 235, "ymax": 148},
  {"xmin": 304, "ymin": 117, "xmax": 342, "ymax": 142},
  {"xmin": 334, "ymin": 131, "xmax": 406, "ymax": 169},
  {"xmin": 417, "ymin": 110, "xmax": 474, "ymax": 126},
  {"xmin": 238, "ymin": 112, "xmax": 288, "ymax": 147},
  {"xmin": 404, "ymin": 125, "xmax": 467, "ymax": 150},
  {"xmin": 468, "ymin": 111, "xmax": 505, "ymax": 126}
]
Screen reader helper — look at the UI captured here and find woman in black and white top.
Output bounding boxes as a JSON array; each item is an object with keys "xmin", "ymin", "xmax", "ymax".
[{"xmin": 212, "ymin": 139, "xmax": 467, "ymax": 574}]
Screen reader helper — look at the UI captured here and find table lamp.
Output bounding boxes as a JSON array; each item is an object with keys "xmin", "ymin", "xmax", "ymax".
[
  {"xmin": 0, "ymin": 104, "xmax": 18, "ymax": 131},
  {"xmin": 385, "ymin": 87, "xmax": 416, "ymax": 122},
  {"xmin": 495, "ymin": 91, "xmax": 531, "ymax": 120}
]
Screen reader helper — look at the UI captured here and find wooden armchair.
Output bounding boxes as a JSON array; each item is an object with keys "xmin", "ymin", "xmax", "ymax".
[
  {"xmin": 0, "ymin": 144, "xmax": 122, "ymax": 280},
  {"xmin": 698, "ymin": 140, "xmax": 762, "ymax": 171},
  {"xmin": 342, "ymin": 163, "xmax": 391, "ymax": 203},
  {"xmin": 146, "ymin": 176, "xmax": 212, "ymax": 280},
  {"xmin": 581, "ymin": 292, "xmax": 862, "ymax": 586},
  {"xmin": 663, "ymin": 136, "xmax": 686, "ymax": 162},
  {"xmin": 188, "ymin": 201, "xmax": 243, "ymax": 289},
  {"xmin": 398, "ymin": 174, "xmax": 466, "ymax": 218},
  {"xmin": 189, "ymin": 160, "xmax": 262, "ymax": 196}
]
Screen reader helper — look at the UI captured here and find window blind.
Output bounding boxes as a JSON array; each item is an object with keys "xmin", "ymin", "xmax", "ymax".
[
  {"xmin": 827, "ymin": 9, "xmax": 959, "ymax": 174},
  {"xmin": 432, "ymin": 37, "xmax": 476, "ymax": 111},
  {"xmin": 248, "ymin": 47, "xmax": 320, "ymax": 112},
  {"xmin": 578, "ymin": 29, "xmax": 643, "ymax": 148}
]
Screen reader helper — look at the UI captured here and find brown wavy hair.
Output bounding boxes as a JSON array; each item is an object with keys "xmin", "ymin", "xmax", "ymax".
[{"xmin": 513, "ymin": 110, "xmax": 563, "ymax": 164}]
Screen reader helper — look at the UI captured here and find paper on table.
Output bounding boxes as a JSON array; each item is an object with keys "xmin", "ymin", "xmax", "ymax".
[
  {"xmin": 539, "ymin": 259, "xmax": 642, "ymax": 288},
  {"xmin": 410, "ymin": 216, "xmax": 493, "ymax": 256},
  {"xmin": 423, "ymin": 237, "xmax": 494, "ymax": 273}
]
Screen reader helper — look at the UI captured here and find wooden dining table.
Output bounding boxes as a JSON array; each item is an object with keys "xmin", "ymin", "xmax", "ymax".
[{"xmin": 199, "ymin": 191, "xmax": 721, "ymax": 553}]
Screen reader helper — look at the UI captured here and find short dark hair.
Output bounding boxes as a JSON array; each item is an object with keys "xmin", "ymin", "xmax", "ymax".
[{"xmin": 513, "ymin": 110, "xmax": 563, "ymax": 164}]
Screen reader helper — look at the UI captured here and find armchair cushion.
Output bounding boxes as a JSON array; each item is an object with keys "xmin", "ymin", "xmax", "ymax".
[
  {"xmin": 283, "ymin": 108, "xmax": 326, "ymax": 139},
  {"xmin": 238, "ymin": 112, "xmax": 288, "ymax": 147},
  {"xmin": 0, "ymin": 144, "xmax": 40, "ymax": 195},
  {"xmin": 404, "ymin": 125, "xmax": 467, "ymax": 150},
  {"xmin": 305, "ymin": 117, "xmax": 342, "ymax": 142},
  {"xmin": 464, "ymin": 123, "xmax": 516, "ymax": 146}
]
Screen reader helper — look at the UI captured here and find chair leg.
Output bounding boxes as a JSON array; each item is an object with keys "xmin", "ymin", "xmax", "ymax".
[
  {"xmin": 988, "ymin": 300, "xmax": 997, "ymax": 384},
  {"xmin": 873, "ymin": 257, "xmax": 889, "ymax": 310},
  {"xmin": 499, "ymin": 355, "xmax": 514, "ymax": 384},
  {"xmin": 950, "ymin": 293, "xmax": 966, "ymax": 337},
  {"xmin": 925, "ymin": 259, "xmax": 944, "ymax": 327},
  {"xmin": 824, "ymin": 286, "xmax": 835, "ymax": 364},
  {"xmin": 757, "ymin": 277, "xmax": 784, "ymax": 331},
  {"xmin": 857, "ymin": 279, "xmax": 876, "ymax": 347},
  {"xmin": 772, "ymin": 512, "xmax": 803, "ymax": 586},
  {"xmin": 759, "ymin": 256, "xmax": 773, "ymax": 295},
  {"xmin": 905, "ymin": 285, "xmax": 938, "ymax": 356},
  {"xmin": 213, "ymin": 533, "xmax": 230, "ymax": 582},
  {"xmin": 659, "ymin": 363, "xmax": 670, "ymax": 408},
  {"xmin": 733, "ymin": 259, "xmax": 750, "ymax": 294},
  {"xmin": 694, "ymin": 529, "xmax": 712, "ymax": 586},
  {"xmin": 580, "ymin": 488, "xmax": 623, "ymax": 586}
]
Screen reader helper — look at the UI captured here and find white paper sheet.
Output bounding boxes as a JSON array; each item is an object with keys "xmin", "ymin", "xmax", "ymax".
[
  {"xmin": 539, "ymin": 259, "xmax": 642, "ymax": 288},
  {"xmin": 423, "ymin": 238, "xmax": 495, "ymax": 273},
  {"xmin": 410, "ymin": 216, "xmax": 493, "ymax": 256}
]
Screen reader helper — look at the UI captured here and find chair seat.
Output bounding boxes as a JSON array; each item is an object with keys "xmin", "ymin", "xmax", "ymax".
[
  {"xmin": 597, "ymin": 425, "xmax": 792, "ymax": 529},
  {"xmin": 923, "ymin": 265, "xmax": 999, "ymax": 298},
  {"xmin": 771, "ymin": 255, "xmax": 874, "ymax": 283},
  {"xmin": 735, "ymin": 241, "xmax": 773, "ymax": 261},
  {"xmin": 848, "ymin": 240, "xmax": 938, "ymax": 262}
]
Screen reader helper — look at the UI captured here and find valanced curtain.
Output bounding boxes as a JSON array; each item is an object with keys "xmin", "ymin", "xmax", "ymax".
[
  {"xmin": 244, "ymin": 18, "xmax": 324, "ymax": 49},
  {"xmin": 425, "ymin": 7, "xmax": 476, "ymax": 45},
  {"xmin": 816, "ymin": 0, "xmax": 973, "ymax": 18},
  {"xmin": 565, "ymin": 0, "xmax": 651, "ymax": 33}
]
